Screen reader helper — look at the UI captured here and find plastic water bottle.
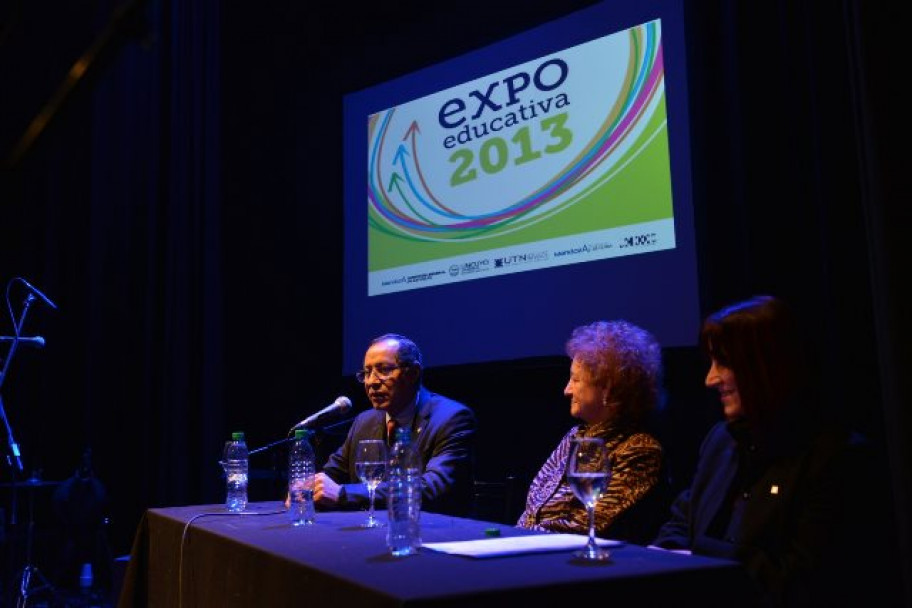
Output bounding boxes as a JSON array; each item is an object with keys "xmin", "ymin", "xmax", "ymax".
[
  {"xmin": 386, "ymin": 426, "xmax": 422, "ymax": 556},
  {"xmin": 288, "ymin": 429, "xmax": 316, "ymax": 526},
  {"xmin": 223, "ymin": 431, "xmax": 249, "ymax": 512}
]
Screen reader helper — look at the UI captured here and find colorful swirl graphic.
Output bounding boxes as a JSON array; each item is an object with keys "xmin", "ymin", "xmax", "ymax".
[{"xmin": 366, "ymin": 20, "xmax": 666, "ymax": 243}]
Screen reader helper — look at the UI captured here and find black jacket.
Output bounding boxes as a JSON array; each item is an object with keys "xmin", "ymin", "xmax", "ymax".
[{"xmin": 653, "ymin": 418, "xmax": 871, "ymax": 606}]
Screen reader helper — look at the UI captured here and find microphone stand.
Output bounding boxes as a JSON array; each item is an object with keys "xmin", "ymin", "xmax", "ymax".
[
  {"xmin": 242, "ymin": 417, "xmax": 354, "ymax": 492},
  {"xmin": 0, "ymin": 292, "xmax": 57, "ymax": 607},
  {"xmin": 241, "ymin": 435, "xmax": 299, "ymax": 496},
  {"xmin": 0, "ymin": 293, "xmax": 32, "ymax": 476},
  {"xmin": 316, "ymin": 417, "xmax": 354, "ymax": 436},
  {"xmin": 248, "ymin": 435, "xmax": 297, "ymax": 458}
]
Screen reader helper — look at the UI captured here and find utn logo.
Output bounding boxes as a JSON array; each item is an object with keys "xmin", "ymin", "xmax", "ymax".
[{"xmin": 619, "ymin": 233, "xmax": 657, "ymax": 249}]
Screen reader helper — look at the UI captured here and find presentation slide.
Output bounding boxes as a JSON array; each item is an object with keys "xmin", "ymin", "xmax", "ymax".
[
  {"xmin": 342, "ymin": 0, "xmax": 699, "ymax": 374},
  {"xmin": 367, "ymin": 19, "xmax": 672, "ymax": 295}
]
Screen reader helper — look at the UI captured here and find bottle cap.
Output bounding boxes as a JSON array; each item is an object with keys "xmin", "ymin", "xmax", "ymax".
[{"xmin": 231, "ymin": 431, "xmax": 245, "ymax": 441}]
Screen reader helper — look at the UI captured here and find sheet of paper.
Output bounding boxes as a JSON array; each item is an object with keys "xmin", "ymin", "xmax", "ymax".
[{"xmin": 422, "ymin": 534, "xmax": 623, "ymax": 558}]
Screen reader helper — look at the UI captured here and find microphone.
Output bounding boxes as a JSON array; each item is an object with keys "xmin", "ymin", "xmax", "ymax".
[
  {"xmin": 18, "ymin": 278, "xmax": 58, "ymax": 310},
  {"xmin": 291, "ymin": 396, "xmax": 353, "ymax": 430},
  {"xmin": 0, "ymin": 336, "xmax": 46, "ymax": 348}
]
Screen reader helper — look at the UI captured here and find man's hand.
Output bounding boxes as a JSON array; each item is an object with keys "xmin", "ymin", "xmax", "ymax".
[{"xmin": 314, "ymin": 472, "xmax": 342, "ymax": 506}]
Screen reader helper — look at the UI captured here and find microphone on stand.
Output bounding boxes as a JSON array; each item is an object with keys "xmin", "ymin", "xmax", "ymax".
[
  {"xmin": 290, "ymin": 396, "xmax": 353, "ymax": 431},
  {"xmin": 17, "ymin": 278, "xmax": 58, "ymax": 310},
  {"xmin": 0, "ymin": 336, "xmax": 46, "ymax": 348}
]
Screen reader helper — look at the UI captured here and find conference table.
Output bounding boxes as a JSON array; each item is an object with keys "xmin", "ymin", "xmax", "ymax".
[{"xmin": 118, "ymin": 501, "xmax": 756, "ymax": 607}]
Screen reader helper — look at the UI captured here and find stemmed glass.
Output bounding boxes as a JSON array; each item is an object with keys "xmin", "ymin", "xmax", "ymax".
[
  {"xmin": 567, "ymin": 436, "xmax": 612, "ymax": 561},
  {"xmin": 355, "ymin": 439, "xmax": 387, "ymax": 528}
]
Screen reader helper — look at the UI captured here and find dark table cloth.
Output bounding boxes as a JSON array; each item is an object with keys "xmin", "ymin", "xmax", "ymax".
[{"xmin": 119, "ymin": 501, "xmax": 754, "ymax": 607}]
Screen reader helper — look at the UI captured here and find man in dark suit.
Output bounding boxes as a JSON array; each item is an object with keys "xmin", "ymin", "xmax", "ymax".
[{"xmin": 315, "ymin": 333, "xmax": 477, "ymax": 516}]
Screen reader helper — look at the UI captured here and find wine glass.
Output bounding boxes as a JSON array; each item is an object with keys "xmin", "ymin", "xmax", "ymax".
[
  {"xmin": 567, "ymin": 436, "xmax": 612, "ymax": 561},
  {"xmin": 355, "ymin": 439, "xmax": 387, "ymax": 528}
]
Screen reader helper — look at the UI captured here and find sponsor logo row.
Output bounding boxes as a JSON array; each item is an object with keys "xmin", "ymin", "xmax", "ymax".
[{"xmin": 380, "ymin": 232, "xmax": 659, "ymax": 287}]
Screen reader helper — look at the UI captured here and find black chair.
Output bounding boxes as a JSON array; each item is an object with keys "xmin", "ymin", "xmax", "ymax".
[
  {"xmin": 607, "ymin": 464, "xmax": 674, "ymax": 545},
  {"xmin": 51, "ymin": 450, "xmax": 114, "ymax": 604},
  {"xmin": 471, "ymin": 475, "xmax": 521, "ymax": 524}
]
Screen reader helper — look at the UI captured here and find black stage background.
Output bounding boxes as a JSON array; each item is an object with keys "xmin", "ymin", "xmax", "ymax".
[{"xmin": 1, "ymin": 0, "xmax": 908, "ymax": 603}]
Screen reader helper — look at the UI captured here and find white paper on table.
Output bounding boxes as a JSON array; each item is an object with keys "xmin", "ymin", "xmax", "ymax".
[{"xmin": 422, "ymin": 534, "xmax": 623, "ymax": 558}]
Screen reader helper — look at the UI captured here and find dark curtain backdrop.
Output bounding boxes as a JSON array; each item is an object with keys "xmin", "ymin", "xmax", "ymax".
[{"xmin": 1, "ymin": 0, "xmax": 908, "ymax": 602}]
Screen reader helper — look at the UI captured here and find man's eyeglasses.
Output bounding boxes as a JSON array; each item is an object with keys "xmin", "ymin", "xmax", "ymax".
[{"xmin": 355, "ymin": 364, "xmax": 403, "ymax": 384}]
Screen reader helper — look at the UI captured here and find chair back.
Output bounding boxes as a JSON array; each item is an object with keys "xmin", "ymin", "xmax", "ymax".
[{"xmin": 471, "ymin": 475, "xmax": 520, "ymax": 524}]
